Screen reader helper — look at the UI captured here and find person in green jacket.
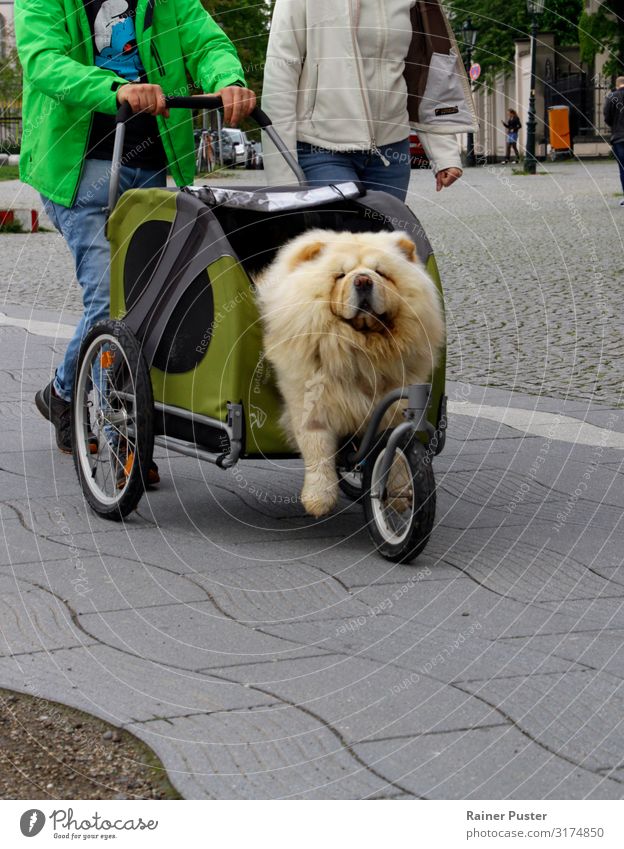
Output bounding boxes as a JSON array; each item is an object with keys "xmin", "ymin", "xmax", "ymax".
[{"xmin": 15, "ymin": 0, "xmax": 255, "ymax": 461}]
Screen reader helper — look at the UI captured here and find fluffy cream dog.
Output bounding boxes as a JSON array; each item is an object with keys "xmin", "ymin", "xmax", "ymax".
[{"xmin": 256, "ymin": 229, "xmax": 445, "ymax": 518}]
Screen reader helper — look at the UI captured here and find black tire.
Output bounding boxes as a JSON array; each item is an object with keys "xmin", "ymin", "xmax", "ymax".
[
  {"xmin": 363, "ymin": 432, "xmax": 435, "ymax": 563},
  {"xmin": 336, "ymin": 437, "xmax": 364, "ymax": 501},
  {"xmin": 72, "ymin": 320, "xmax": 154, "ymax": 520},
  {"xmin": 432, "ymin": 394, "xmax": 448, "ymax": 456},
  {"xmin": 337, "ymin": 468, "xmax": 364, "ymax": 501}
]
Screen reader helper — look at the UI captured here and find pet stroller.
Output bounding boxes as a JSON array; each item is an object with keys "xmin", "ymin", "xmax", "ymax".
[{"xmin": 72, "ymin": 96, "xmax": 448, "ymax": 563}]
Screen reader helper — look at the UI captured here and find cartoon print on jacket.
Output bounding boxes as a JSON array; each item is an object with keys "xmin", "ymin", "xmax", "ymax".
[{"xmin": 94, "ymin": 0, "xmax": 144, "ymax": 80}]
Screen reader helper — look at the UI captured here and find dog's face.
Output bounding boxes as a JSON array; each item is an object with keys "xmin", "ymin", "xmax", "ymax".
[
  {"xmin": 328, "ymin": 237, "xmax": 415, "ymax": 333},
  {"xmin": 285, "ymin": 231, "xmax": 426, "ymax": 337},
  {"xmin": 259, "ymin": 228, "xmax": 445, "ymax": 402}
]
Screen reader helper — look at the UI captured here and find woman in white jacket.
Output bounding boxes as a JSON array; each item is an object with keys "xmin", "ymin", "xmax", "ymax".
[{"xmin": 262, "ymin": 0, "xmax": 477, "ymax": 201}]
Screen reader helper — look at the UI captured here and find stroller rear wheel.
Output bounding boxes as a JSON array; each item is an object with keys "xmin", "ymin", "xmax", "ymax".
[
  {"xmin": 72, "ymin": 320, "xmax": 154, "ymax": 520},
  {"xmin": 363, "ymin": 432, "xmax": 435, "ymax": 563}
]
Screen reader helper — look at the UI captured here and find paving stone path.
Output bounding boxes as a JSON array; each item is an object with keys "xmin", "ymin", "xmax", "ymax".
[
  {"xmin": 2, "ymin": 160, "xmax": 623, "ymax": 406},
  {"xmin": 0, "ymin": 308, "xmax": 622, "ymax": 798},
  {"xmin": 1, "ymin": 159, "xmax": 623, "ymax": 798}
]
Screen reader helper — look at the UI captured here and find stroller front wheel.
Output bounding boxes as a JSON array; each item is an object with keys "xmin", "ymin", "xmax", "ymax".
[
  {"xmin": 337, "ymin": 468, "xmax": 364, "ymax": 501},
  {"xmin": 363, "ymin": 433, "xmax": 435, "ymax": 563},
  {"xmin": 72, "ymin": 320, "xmax": 154, "ymax": 520},
  {"xmin": 336, "ymin": 437, "xmax": 365, "ymax": 501}
]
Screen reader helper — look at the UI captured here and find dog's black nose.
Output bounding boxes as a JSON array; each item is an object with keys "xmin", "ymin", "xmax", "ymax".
[{"xmin": 353, "ymin": 275, "xmax": 373, "ymax": 291}]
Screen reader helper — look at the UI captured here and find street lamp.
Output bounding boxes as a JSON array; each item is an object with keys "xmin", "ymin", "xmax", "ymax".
[
  {"xmin": 524, "ymin": 0, "xmax": 545, "ymax": 174},
  {"xmin": 462, "ymin": 18, "xmax": 478, "ymax": 167}
]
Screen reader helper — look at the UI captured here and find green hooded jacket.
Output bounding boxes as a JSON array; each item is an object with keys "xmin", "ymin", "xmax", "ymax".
[{"xmin": 15, "ymin": 0, "xmax": 246, "ymax": 206}]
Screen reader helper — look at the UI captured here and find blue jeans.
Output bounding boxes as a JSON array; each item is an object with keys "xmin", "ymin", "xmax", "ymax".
[
  {"xmin": 41, "ymin": 159, "xmax": 166, "ymax": 402},
  {"xmin": 612, "ymin": 141, "xmax": 624, "ymax": 194},
  {"xmin": 296, "ymin": 138, "xmax": 411, "ymax": 202}
]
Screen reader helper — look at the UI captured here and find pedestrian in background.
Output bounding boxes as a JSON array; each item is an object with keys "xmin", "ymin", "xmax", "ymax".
[
  {"xmin": 262, "ymin": 0, "xmax": 477, "ymax": 201},
  {"xmin": 502, "ymin": 109, "xmax": 522, "ymax": 164},
  {"xmin": 604, "ymin": 76, "xmax": 624, "ymax": 206}
]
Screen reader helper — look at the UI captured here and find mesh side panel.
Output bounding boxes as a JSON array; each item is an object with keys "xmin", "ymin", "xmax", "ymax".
[
  {"xmin": 151, "ymin": 270, "xmax": 215, "ymax": 374},
  {"xmin": 123, "ymin": 219, "xmax": 171, "ymax": 310}
]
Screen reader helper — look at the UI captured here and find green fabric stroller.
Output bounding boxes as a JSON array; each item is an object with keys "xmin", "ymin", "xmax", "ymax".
[{"xmin": 72, "ymin": 96, "xmax": 448, "ymax": 563}]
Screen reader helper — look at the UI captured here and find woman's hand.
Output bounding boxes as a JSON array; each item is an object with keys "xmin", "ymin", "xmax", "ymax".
[
  {"xmin": 435, "ymin": 167, "xmax": 463, "ymax": 192},
  {"xmin": 216, "ymin": 86, "xmax": 257, "ymax": 127}
]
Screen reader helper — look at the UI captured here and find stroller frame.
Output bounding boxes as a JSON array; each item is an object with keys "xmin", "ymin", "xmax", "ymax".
[{"xmin": 72, "ymin": 96, "xmax": 447, "ymax": 563}]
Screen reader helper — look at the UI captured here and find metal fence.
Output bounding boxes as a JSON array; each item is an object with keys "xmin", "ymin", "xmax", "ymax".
[
  {"xmin": 591, "ymin": 75, "xmax": 612, "ymax": 139},
  {"xmin": 0, "ymin": 114, "xmax": 21, "ymax": 149},
  {"xmin": 544, "ymin": 73, "xmax": 612, "ymax": 141}
]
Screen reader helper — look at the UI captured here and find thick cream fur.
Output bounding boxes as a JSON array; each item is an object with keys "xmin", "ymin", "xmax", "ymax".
[{"xmin": 255, "ymin": 230, "xmax": 445, "ymax": 517}]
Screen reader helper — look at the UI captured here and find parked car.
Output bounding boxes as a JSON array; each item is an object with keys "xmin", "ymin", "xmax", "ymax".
[
  {"xmin": 409, "ymin": 132, "xmax": 429, "ymax": 169},
  {"xmin": 241, "ymin": 131, "xmax": 257, "ymax": 169},
  {"xmin": 252, "ymin": 140, "xmax": 263, "ymax": 170},
  {"xmin": 194, "ymin": 128, "xmax": 258, "ymax": 170},
  {"xmin": 217, "ymin": 131, "xmax": 237, "ymax": 167},
  {"xmin": 221, "ymin": 128, "xmax": 248, "ymax": 168}
]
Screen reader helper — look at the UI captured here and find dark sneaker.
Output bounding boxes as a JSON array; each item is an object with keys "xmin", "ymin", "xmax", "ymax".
[
  {"xmin": 35, "ymin": 381, "xmax": 72, "ymax": 454},
  {"xmin": 116, "ymin": 452, "xmax": 160, "ymax": 490},
  {"xmin": 147, "ymin": 463, "xmax": 161, "ymax": 487},
  {"xmin": 35, "ymin": 381, "xmax": 98, "ymax": 455}
]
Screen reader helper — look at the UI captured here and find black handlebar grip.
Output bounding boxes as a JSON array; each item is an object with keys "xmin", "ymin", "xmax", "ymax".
[
  {"xmin": 115, "ymin": 95, "xmax": 273, "ymax": 130},
  {"xmin": 165, "ymin": 97, "xmax": 272, "ymax": 129},
  {"xmin": 250, "ymin": 106, "xmax": 272, "ymax": 129},
  {"xmin": 115, "ymin": 100, "xmax": 134, "ymax": 123},
  {"xmin": 165, "ymin": 95, "xmax": 223, "ymax": 110}
]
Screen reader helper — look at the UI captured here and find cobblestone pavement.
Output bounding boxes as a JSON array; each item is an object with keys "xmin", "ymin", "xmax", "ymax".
[
  {"xmin": 0, "ymin": 309, "xmax": 623, "ymax": 799},
  {"xmin": 2, "ymin": 161, "xmax": 624, "ymax": 799},
  {"xmin": 2, "ymin": 159, "xmax": 623, "ymax": 406}
]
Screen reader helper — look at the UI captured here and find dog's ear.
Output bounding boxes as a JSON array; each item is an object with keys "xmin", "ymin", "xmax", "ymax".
[
  {"xmin": 394, "ymin": 235, "xmax": 417, "ymax": 262},
  {"xmin": 288, "ymin": 240, "xmax": 325, "ymax": 270}
]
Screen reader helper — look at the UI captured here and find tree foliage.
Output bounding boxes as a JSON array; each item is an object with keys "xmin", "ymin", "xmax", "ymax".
[
  {"xmin": 443, "ymin": 0, "xmax": 583, "ymax": 84},
  {"xmin": 0, "ymin": 36, "xmax": 22, "ymax": 152},
  {"xmin": 202, "ymin": 0, "xmax": 272, "ymax": 96},
  {"xmin": 0, "ymin": 44, "xmax": 22, "ymax": 107},
  {"xmin": 578, "ymin": 1, "xmax": 624, "ymax": 77}
]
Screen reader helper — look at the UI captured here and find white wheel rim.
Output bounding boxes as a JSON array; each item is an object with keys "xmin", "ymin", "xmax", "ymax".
[
  {"xmin": 74, "ymin": 333, "xmax": 138, "ymax": 507},
  {"xmin": 370, "ymin": 445, "xmax": 415, "ymax": 545},
  {"xmin": 339, "ymin": 468, "xmax": 363, "ymax": 492}
]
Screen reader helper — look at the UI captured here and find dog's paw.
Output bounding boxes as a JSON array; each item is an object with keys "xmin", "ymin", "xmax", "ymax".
[{"xmin": 301, "ymin": 485, "xmax": 338, "ymax": 518}]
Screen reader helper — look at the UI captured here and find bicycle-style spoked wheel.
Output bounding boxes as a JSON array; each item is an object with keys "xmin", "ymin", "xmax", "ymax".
[
  {"xmin": 363, "ymin": 433, "xmax": 436, "ymax": 563},
  {"xmin": 336, "ymin": 437, "xmax": 365, "ymax": 501},
  {"xmin": 72, "ymin": 320, "xmax": 154, "ymax": 519}
]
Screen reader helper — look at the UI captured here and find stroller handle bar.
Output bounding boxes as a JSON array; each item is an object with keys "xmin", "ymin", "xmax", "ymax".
[
  {"xmin": 108, "ymin": 94, "xmax": 306, "ymax": 213},
  {"xmin": 115, "ymin": 96, "xmax": 273, "ymax": 129}
]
